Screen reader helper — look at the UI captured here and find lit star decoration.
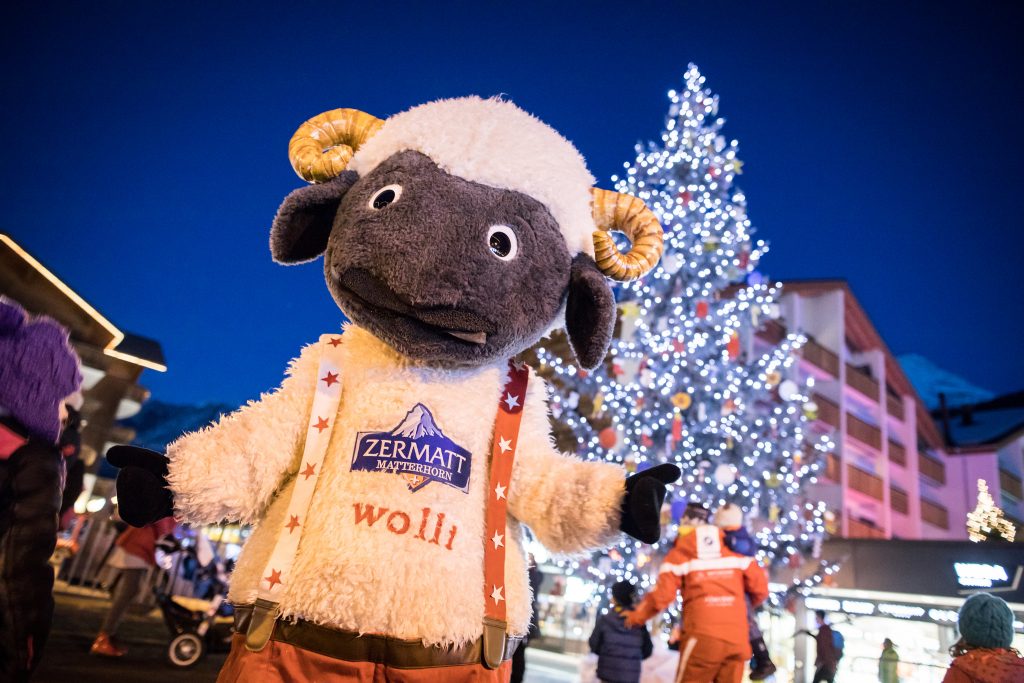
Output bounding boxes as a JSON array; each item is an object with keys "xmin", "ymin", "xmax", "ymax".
[
  {"xmin": 967, "ymin": 479, "xmax": 1016, "ymax": 542},
  {"xmin": 321, "ymin": 371, "xmax": 339, "ymax": 388},
  {"xmin": 313, "ymin": 416, "xmax": 330, "ymax": 433},
  {"xmin": 532, "ymin": 64, "xmax": 835, "ymax": 604}
]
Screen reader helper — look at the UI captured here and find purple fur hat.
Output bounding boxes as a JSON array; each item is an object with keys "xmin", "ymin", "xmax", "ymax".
[{"xmin": 0, "ymin": 297, "xmax": 82, "ymax": 443}]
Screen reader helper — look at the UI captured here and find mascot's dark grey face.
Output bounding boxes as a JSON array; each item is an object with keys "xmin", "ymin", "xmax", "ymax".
[{"xmin": 270, "ymin": 150, "xmax": 616, "ymax": 369}]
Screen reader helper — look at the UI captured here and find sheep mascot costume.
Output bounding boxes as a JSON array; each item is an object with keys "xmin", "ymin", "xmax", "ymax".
[{"xmin": 110, "ymin": 97, "xmax": 679, "ymax": 682}]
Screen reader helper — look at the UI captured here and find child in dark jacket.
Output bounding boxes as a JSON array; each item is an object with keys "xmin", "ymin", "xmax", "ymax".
[
  {"xmin": 0, "ymin": 298, "xmax": 82, "ymax": 681},
  {"xmin": 716, "ymin": 503, "xmax": 777, "ymax": 681},
  {"xmin": 589, "ymin": 580, "xmax": 653, "ymax": 683}
]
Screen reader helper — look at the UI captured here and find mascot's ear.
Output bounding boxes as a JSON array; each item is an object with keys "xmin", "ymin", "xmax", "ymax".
[
  {"xmin": 565, "ymin": 254, "xmax": 617, "ymax": 370},
  {"xmin": 270, "ymin": 171, "xmax": 359, "ymax": 264}
]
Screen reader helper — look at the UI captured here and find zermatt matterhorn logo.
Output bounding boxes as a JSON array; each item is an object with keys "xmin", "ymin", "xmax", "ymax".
[{"xmin": 351, "ymin": 404, "xmax": 472, "ymax": 493}]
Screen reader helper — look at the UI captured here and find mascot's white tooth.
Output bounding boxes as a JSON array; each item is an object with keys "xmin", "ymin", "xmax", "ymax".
[
  {"xmin": 156, "ymin": 96, "xmax": 672, "ymax": 679},
  {"xmin": 447, "ymin": 330, "xmax": 487, "ymax": 344}
]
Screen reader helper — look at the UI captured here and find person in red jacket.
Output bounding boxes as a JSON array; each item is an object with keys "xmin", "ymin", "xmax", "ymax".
[
  {"xmin": 943, "ymin": 593, "xmax": 1023, "ymax": 683},
  {"xmin": 624, "ymin": 503, "xmax": 769, "ymax": 683},
  {"xmin": 90, "ymin": 515, "xmax": 176, "ymax": 657}
]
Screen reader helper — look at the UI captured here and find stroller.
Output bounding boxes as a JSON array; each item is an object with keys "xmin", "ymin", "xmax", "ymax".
[{"xmin": 153, "ymin": 534, "xmax": 235, "ymax": 668}]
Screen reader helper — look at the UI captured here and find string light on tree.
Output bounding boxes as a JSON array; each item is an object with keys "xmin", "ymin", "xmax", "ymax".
[
  {"xmin": 967, "ymin": 479, "xmax": 1016, "ymax": 542},
  {"xmin": 533, "ymin": 64, "xmax": 835, "ymax": 589}
]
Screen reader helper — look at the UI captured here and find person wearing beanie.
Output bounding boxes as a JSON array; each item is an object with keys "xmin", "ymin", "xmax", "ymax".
[
  {"xmin": 943, "ymin": 593, "xmax": 1023, "ymax": 683},
  {"xmin": 0, "ymin": 297, "xmax": 83, "ymax": 681},
  {"xmin": 714, "ymin": 504, "xmax": 776, "ymax": 680},
  {"xmin": 588, "ymin": 580, "xmax": 653, "ymax": 683}
]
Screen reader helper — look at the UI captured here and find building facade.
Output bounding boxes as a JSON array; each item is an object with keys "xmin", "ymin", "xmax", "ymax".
[{"xmin": 775, "ymin": 280, "xmax": 1022, "ymax": 542}]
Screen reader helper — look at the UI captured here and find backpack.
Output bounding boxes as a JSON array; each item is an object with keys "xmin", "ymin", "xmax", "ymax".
[{"xmin": 832, "ymin": 629, "xmax": 845, "ymax": 659}]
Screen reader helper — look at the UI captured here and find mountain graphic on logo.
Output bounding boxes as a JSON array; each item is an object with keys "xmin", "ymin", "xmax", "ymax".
[{"xmin": 391, "ymin": 403, "xmax": 443, "ymax": 439}]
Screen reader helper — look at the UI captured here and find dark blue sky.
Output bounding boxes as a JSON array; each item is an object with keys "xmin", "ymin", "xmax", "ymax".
[{"xmin": 2, "ymin": 2, "xmax": 1021, "ymax": 405}]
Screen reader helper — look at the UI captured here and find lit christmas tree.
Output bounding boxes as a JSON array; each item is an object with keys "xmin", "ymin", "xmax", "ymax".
[
  {"xmin": 967, "ymin": 479, "xmax": 1016, "ymax": 542},
  {"xmin": 533, "ymin": 65, "xmax": 834, "ymax": 591}
]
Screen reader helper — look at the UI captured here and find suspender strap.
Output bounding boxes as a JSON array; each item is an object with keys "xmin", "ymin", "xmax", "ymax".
[
  {"xmin": 246, "ymin": 334, "xmax": 345, "ymax": 652},
  {"xmin": 481, "ymin": 360, "xmax": 529, "ymax": 669}
]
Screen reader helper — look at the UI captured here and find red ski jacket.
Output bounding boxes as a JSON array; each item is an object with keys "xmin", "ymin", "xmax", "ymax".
[{"xmin": 626, "ymin": 525, "xmax": 769, "ymax": 656}]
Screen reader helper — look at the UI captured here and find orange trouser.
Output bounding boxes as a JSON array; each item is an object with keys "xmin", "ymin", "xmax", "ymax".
[
  {"xmin": 217, "ymin": 634, "xmax": 511, "ymax": 683},
  {"xmin": 674, "ymin": 632, "xmax": 747, "ymax": 683}
]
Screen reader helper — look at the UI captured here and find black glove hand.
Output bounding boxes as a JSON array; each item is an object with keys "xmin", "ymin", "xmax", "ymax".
[
  {"xmin": 106, "ymin": 445, "xmax": 174, "ymax": 527},
  {"xmin": 619, "ymin": 463, "xmax": 680, "ymax": 544}
]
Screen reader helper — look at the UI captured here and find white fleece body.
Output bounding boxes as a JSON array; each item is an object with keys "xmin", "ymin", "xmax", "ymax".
[{"xmin": 167, "ymin": 325, "xmax": 624, "ymax": 647}]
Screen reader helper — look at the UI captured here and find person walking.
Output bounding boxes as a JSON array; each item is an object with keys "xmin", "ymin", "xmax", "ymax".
[
  {"xmin": 624, "ymin": 503, "xmax": 769, "ymax": 683},
  {"xmin": 90, "ymin": 515, "xmax": 176, "ymax": 657},
  {"xmin": 878, "ymin": 638, "xmax": 899, "ymax": 683},
  {"xmin": 799, "ymin": 610, "xmax": 842, "ymax": 683},
  {"xmin": 942, "ymin": 593, "xmax": 1023, "ymax": 683},
  {"xmin": 589, "ymin": 580, "xmax": 653, "ymax": 683},
  {"xmin": 0, "ymin": 298, "xmax": 83, "ymax": 682}
]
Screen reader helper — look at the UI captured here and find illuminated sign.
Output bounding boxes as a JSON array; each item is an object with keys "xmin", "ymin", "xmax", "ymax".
[
  {"xmin": 954, "ymin": 562, "xmax": 1022, "ymax": 593},
  {"xmin": 878, "ymin": 603, "xmax": 926, "ymax": 619}
]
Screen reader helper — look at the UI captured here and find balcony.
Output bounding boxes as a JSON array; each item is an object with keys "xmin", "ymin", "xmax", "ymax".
[
  {"xmin": 848, "ymin": 413, "xmax": 882, "ymax": 451},
  {"xmin": 886, "ymin": 393, "xmax": 904, "ymax": 419},
  {"xmin": 814, "ymin": 394, "xmax": 841, "ymax": 428},
  {"xmin": 848, "ymin": 517, "xmax": 887, "ymax": 539},
  {"xmin": 804, "ymin": 339, "xmax": 840, "ymax": 377},
  {"xmin": 825, "ymin": 453, "xmax": 841, "ymax": 482},
  {"xmin": 921, "ymin": 499, "xmax": 950, "ymax": 530},
  {"xmin": 890, "ymin": 486, "xmax": 909, "ymax": 514},
  {"xmin": 846, "ymin": 363, "xmax": 880, "ymax": 400},
  {"xmin": 848, "ymin": 464, "xmax": 884, "ymax": 501},
  {"xmin": 888, "ymin": 440, "xmax": 906, "ymax": 466},
  {"xmin": 1000, "ymin": 469, "xmax": 1023, "ymax": 500},
  {"xmin": 919, "ymin": 452, "xmax": 947, "ymax": 485}
]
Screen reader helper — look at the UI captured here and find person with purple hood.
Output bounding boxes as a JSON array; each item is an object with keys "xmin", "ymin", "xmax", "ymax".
[{"xmin": 0, "ymin": 297, "xmax": 82, "ymax": 682}]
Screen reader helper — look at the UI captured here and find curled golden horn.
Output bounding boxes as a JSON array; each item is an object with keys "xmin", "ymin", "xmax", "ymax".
[
  {"xmin": 591, "ymin": 189, "xmax": 664, "ymax": 281},
  {"xmin": 288, "ymin": 109, "xmax": 385, "ymax": 183}
]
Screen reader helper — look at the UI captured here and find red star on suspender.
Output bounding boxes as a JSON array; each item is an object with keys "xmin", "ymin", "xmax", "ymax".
[
  {"xmin": 314, "ymin": 416, "xmax": 330, "ymax": 433},
  {"xmin": 264, "ymin": 569, "xmax": 283, "ymax": 589},
  {"xmin": 328, "ymin": 337, "xmax": 342, "ymax": 347},
  {"xmin": 321, "ymin": 371, "xmax": 339, "ymax": 388},
  {"xmin": 302, "ymin": 462, "xmax": 317, "ymax": 480},
  {"xmin": 286, "ymin": 515, "xmax": 301, "ymax": 533}
]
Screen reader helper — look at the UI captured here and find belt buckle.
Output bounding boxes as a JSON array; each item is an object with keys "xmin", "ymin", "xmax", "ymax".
[
  {"xmin": 482, "ymin": 617, "xmax": 507, "ymax": 669},
  {"xmin": 245, "ymin": 598, "xmax": 280, "ymax": 652}
]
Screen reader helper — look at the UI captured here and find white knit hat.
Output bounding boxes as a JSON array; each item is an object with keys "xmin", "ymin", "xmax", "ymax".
[{"xmin": 714, "ymin": 503, "xmax": 744, "ymax": 529}]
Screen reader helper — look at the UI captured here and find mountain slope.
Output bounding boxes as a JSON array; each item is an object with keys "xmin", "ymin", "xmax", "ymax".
[
  {"xmin": 121, "ymin": 399, "xmax": 237, "ymax": 452},
  {"xmin": 898, "ymin": 353, "xmax": 994, "ymax": 410}
]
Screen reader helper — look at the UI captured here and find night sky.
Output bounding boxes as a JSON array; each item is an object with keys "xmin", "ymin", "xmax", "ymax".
[{"xmin": 2, "ymin": 2, "xmax": 1021, "ymax": 405}]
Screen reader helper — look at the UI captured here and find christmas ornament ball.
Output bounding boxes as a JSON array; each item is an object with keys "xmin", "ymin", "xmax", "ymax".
[
  {"xmin": 778, "ymin": 379, "xmax": 799, "ymax": 401},
  {"xmin": 598, "ymin": 427, "xmax": 618, "ymax": 449},
  {"xmin": 671, "ymin": 392, "xmax": 692, "ymax": 410},
  {"xmin": 713, "ymin": 463, "xmax": 736, "ymax": 486}
]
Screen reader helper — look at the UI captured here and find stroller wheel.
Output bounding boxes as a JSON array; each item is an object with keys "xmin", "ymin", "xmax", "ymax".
[{"xmin": 168, "ymin": 632, "xmax": 205, "ymax": 668}]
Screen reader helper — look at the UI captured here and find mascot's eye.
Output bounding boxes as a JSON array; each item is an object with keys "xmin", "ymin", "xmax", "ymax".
[
  {"xmin": 369, "ymin": 184, "xmax": 402, "ymax": 210},
  {"xmin": 487, "ymin": 225, "xmax": 518, "ymax": 261}
]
